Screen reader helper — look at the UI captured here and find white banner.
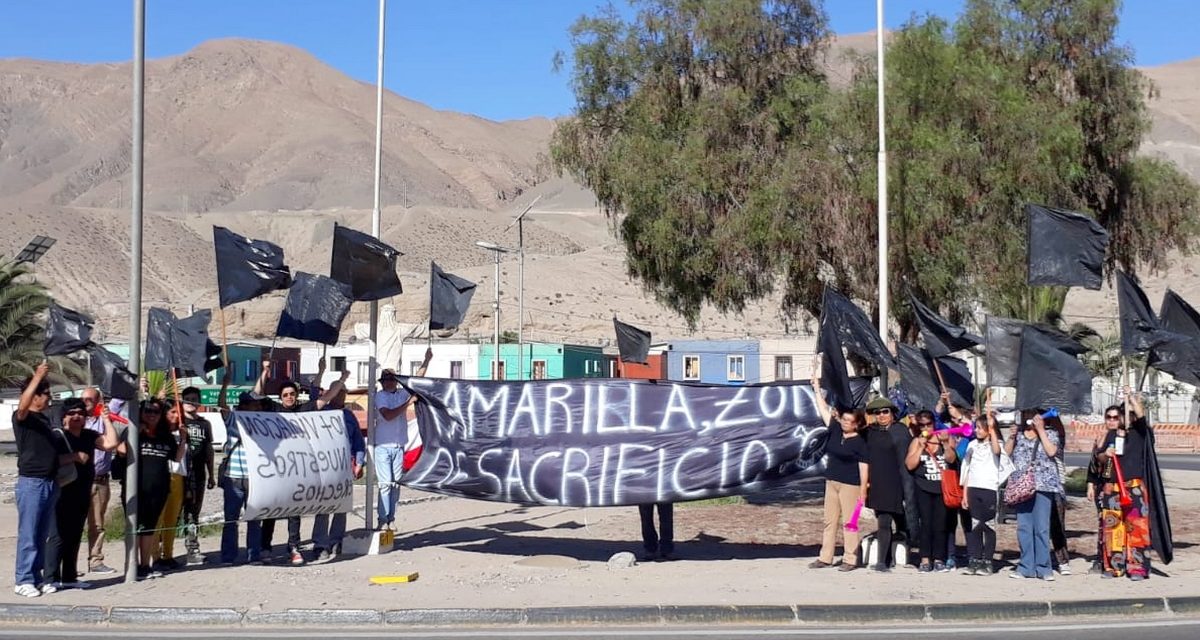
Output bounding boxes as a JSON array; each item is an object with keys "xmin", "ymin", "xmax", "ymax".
[{"xmin": 234, "ymin": 410, "xmax": 354, "ymax": 519}]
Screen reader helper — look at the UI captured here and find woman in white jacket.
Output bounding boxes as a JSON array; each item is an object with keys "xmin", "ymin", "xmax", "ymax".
[{"xmin": 959, "ymin": 410, "xmax": 1010, "ymax": 576}]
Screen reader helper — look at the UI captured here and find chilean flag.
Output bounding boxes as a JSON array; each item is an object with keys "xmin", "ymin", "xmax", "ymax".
[{"xmin": 402, "ymin": 417, "xmax": 423, "ymax": 472}]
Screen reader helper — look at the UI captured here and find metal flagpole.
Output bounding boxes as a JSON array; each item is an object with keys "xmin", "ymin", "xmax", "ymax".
[
  {"xmin": 365, "ymin": 0, "xmax": 386, "ymax": 532},
  {"xmin": 125, "ymin": 0, "xmax": 145, "ymax": 585},
  {"xmin": 876, "ymin": 0, "xmax": 889, "ymax": 348}
]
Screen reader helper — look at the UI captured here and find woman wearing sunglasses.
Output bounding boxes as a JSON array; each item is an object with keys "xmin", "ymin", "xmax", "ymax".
[
  {"xmin": 116, "ymin": 399, "xmax": 187, "ymax": 580},
  {"xmin": 13, "ymin": 364, "xmax": 67, "ymax": 597},
  {"xmin": 44, "ymin": 397, "xmax": 121, "ymax": 590}
]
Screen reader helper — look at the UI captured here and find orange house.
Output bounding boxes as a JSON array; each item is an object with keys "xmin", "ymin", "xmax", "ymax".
[{"xmin": 615, "ymin": 353, "xmax": 667, "ymax": 380}]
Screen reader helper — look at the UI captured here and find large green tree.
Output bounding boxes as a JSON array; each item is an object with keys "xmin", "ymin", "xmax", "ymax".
[
  {"xmin": 552, "ymin": 0, "xmax": 1200, "ymax": 335},
  {"xmin": 0, "ymin": 260, "xmax": 86, "ymax": 388}
]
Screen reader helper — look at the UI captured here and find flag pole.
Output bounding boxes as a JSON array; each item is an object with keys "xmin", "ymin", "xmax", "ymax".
[
  {"xmin": 124, "ymin": 0, "xmax": 145, "ymax": 585},
  {"xmin": 875, "ymin": 0, "xmax": 889, "ymax": 352},
  {"xmin": 364, "ymin": 0, "xmax": 387, "ymax": 532}
]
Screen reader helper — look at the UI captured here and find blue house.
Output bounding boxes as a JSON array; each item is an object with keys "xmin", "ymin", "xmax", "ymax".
[{"xmin": 664, "ymin": 340, "xmax": 760, "ymax": 385}]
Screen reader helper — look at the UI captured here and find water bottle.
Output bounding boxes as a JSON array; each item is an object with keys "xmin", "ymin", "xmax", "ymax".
[{"xmin": 1114, "ymin": 431, "xmax": 1126, "ymax": 456}]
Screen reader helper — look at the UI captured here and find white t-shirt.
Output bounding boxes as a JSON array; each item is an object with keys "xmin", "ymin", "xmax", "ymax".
[
  {"xmin": 375, "ymin": 388, "xmax": 411, "ymax": 447},
  {"xmin": 962, "ymin": 439, "xmax": 1006, "ymax": 490}
]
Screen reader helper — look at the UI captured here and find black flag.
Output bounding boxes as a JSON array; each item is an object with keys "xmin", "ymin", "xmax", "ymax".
[
  {"xmin": 429, "ymin": 262, "xmax": 477, "ymax": 334},
  {"xmin": 613, "ymin": 318, "xmax": 651, "ymax": 365},
  {"xmin": 44, "ymin": 303, "xmax": 94, "ymax": 356},
  {"xmin": 821, "ymin": 287, "xmax": 895, "ymax": 370},
  {"xmin": 817, "ymin": 309, "xmax": 855, "ymax": 411},
  {"xmin": 1015, "ymin": 326, "xmax": 1093, "ymax": 413},
  {"xmin": 1150, "ymin": 290, "xmax": 1200, "ymax": 386},
  {"xmin": 275, "ymin": 273, "xmax": 354, "ymax": 346},
  {"xmin": 330, "ymin": 224, "xmax": 403, "ymax": 301},
  {"xmin": 213, "ymin": 227, "xmax": 292, "ymax": 308},
  {"xmin": 909, "ymin": 295, "xmax": 981, "ymax": 357},
  {"xmin": 144, "ymin": 308, "xmax": 214, "ymax": 376},
  {"xmin": 896, "ymin": 344, "xmax": 976, "ymax": 411},
  {"xmin": 1026, "ymin": 204, "xmax": 1109, "ymax": 290},
  {"xmin": 984, "ymin": 316, "xmax": 1024, "ymax": 388},
  {"xmin": 86, "ymin": 345, "xmax": 138, "ymax": 400},
  {"xmin": 1116, "ymin": 271, "xmax": 1178, "ymax": 356}
]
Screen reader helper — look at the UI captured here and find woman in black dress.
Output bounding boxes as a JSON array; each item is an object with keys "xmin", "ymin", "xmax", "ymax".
[
  {"xmin": 118, "ymin": 399, "xmax": 187, "ymax": 580},
  {"xmin": 863, "ymin": 396, "xmax": 909, "ymax": 572}
]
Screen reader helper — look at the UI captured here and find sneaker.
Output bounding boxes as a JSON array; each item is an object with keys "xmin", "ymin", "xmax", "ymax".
[
  {"xmin": 154, "ymin": 558, "xmax": 181, "ymax": 572},
  {"xmin": 1102, "ymin": 571, "xmax": 1116, "ymax": 579},
  {"xmin": 39, "ymin": 583, "xmax": 58, "ymax": 594},
  {"xmin": 945, "ymin": 557, "xmax": 957, "ymax": 570},
  {"xmin": 934, "ymin": 561, "xmax": 950, "ymax": 573},
  {"xmin": 918, "ymin": 562, "xmax": 933, "ymax": 573},
  {"xmin": 1058, "ymin": 564, "xmax": 1072, "ymax": 576},
  {"xmin": 136, "ymin": 566, "xmax": 151, "ymax": 580},
  {"xmin": 1009, "ymin": 571, "xmax": 1030, "ymax": 580},
  {"xmin": 58, "ymin": 581, "xmax": 92, "ymax": 590},
  {"xmin": 186, "ymin": 552, "xmax": 205, "ymax": 566},
  {"xmin": 837, "ymin": 563, "xmax": 858, "ymax": 572},
  {"xmin": 89, "ymin": 564, "xmax": 117, "ymax": 575},
  {"xmin": 979, "ymin": 562, "xmax": 995, "ymax": 576},
  {"xmin": 808, "ymin": 560, "xmax": 832, "ymax": 569},
  {"xmin": 960, "ymin": 561, "xmax": 978, "ymax": 576},
  {"xmin": 329, "ymin": 544, "xmax": 341, "ymax": 560},
  {"xmin": 1130, "ymin": 573, "xmax": 1147, "ymax": 582},
  {"xmin": 289, "ymin": 550, "xmax": 305, "ymax": 566},
  {"xmin": 14, "ymin": 584, "xmax": 40, "ymax": 598},
  {"xmin": 1041, "ymin": 574, "xmax": 1056, "ymax": 582},
  {"xmin": 313, "ymin": 548, "xmax": 332, "ymax": 565}
]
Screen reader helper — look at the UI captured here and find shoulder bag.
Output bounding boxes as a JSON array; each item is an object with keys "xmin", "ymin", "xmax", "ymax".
[
  {"xmin": 54, "ymin": 429, "xmax": 79, "ymax": 488},
  {"xmin": 1003, "ymin": 437, "xmax": 1040, "ymax": 506}
]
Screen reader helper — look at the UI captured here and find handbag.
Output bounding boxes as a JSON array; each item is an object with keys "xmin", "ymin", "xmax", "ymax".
[
  {"xmin": 55, "ymin": 430, "xmax": 79, "ymax": 488},
  {"xmin": 941, "ymin": 467, "xmax": 963, "ymax": 509},
  {"xmin": 1003, "ymin": 438, "xmax": 1039, "ymax": 506},
  {"xmin": 168, "ymin": 433, "xmax": 189, "ymax": 477}
]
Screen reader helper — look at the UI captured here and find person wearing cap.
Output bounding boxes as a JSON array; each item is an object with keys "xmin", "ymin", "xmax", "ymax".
[
  {"xmin": 176, "ymin": 386, "xmax": 215, "ymax": 566},
  {"xmin": 862, "ymin": 395, "xmax": 911, "ymax": 572},
  {"xmin": 374, "ymin": 348, "xmax": 432, "ymax": 530}
]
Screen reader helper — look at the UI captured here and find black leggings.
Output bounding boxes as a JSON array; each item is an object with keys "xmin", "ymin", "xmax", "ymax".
[
  {"xmin": 914, "ymin": 489, "xmax": 948, "ymax": 562},
  {"xmin": 874, "ymin": 511, "xmax": 902, "ymax": 568},
  {"xmin": 45, "ymin": 483, "xmax": 90, "ymax": 583},
  {"xmin": 967, "ymin": 490, "xmax": 997, "ymax": 562},
  {"xmin": 1050, "ymin": 492, "xmax": 1069, "ymax": 567}
]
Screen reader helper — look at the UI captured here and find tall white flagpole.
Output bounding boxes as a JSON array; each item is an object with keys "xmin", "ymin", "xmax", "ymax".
[
  {"xmin": 365, "ymin": 0, "xmax": 386, "ymax": 532},
  {"xmin": 125, "ymin": 0, "xmax": 145, "ymax": 584},
  {"xmin": 876, "ymin": 0, "xmax": 890, "ymax": 347}
]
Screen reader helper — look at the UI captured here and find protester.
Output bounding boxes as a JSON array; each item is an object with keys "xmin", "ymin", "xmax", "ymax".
[
  {"xmin": 81, "ymin": 387, "xmax": 118, "ymax": 576},
  {"xmin": 1085, "ymin": 409, "xmax": 1122, "ymax": 574},
  {"xmin": 12, "ymin": 364, "xmax": 67, "ymax": 597},
  {"xmin": 638, "ymin": 502, "xmax": 675, "ymax": 562},
  {"xmin": 1005, "ymin": 409, "xmax": 1061, "ymax": 581},
  {"xmin": 44, "ymin": 398, "xmax": 120, "ymax": 590},
  {"xmin": 905, "ymin": 411, "xmax": 955, "ymax": 573},
  {"xmin": 152, "ymin": 400, "xmax": 188, "ymax": 572},
  {"xmin": 862, "ymin": 396, "xmax": 910, "ymax": 572},
  {"xmin": 959, "ymin": 412, "xmax": 1007, "ymax": 575},
  {"xmin": 375, "ymin": 348, "xmax": 432, "ymax": 531},
  {"xmin": 1095, "ymin": 389, "xmax": 1154, "ymax": 580},
  {"xmin": 179, "ymin": 386, "xmax": 215, "ymax": 566},
  {"xmin": 255, "ymin": 365, "xmax": 317, "ymax": 566},
  {"xmin": 310, "ymin": 375, "xmax": 366, "ymax": 564},
  {"xmin": 810, "ymin": 358, "xmax": 868, "ymax": 571},
  {"xmin": 218, "ymin": 376, "xmax": 268, "ymax": 566},
  {"xmin": 1045, "ymin": 413, "xmax": 1072, "ymax": 575}
]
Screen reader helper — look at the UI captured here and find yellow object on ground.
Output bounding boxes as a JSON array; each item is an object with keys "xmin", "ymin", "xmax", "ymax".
[{"xmin": 370, "ymin": 573, "xmax": 419, "ymax": 584}]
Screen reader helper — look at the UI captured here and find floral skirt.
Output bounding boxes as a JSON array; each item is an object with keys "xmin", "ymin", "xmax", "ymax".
[{"xmin": 1099, "ymin": 478, "xmax": 1151, "ymax": 579}]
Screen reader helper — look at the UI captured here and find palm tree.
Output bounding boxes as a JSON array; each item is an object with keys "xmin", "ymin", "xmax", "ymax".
[{"xmin": 0, "ymin": 259, "xmax": 87, "ymax": 388}]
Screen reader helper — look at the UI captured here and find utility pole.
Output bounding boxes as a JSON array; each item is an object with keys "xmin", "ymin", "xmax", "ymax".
[
  {"xmin": 125, "ymin": 0, "xmax": 145, "ymax": 585},
  {"xmin": 364, "ymin": 0, "xmax": 386, "ymax": 532}
]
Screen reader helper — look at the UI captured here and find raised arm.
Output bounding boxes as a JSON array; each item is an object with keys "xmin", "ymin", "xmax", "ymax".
[
  {"xmin": 413, "ymin": 347, "xmax": 433, "ymax": 378},
  {"xmin": 314, "ymin": 371, "xmax": 349, "ymax": 410},
  {"xmin": 16, "ymin": 362, "xmax": 50, "ymax": 421},
  {"xmin": 217, "ymin": 367, "xmax": 233, "ymax": 418},
  {"xmin": 809, "ymin": 355, "xmax": 833, "ymax": 425},
  {"xmin": 96, "ymin": 405, "xmax": 121, "ymax": 452},
  {"xmin": 252, "ymin": 360, "xmax": 270, "ymax": 396},
  {"xmin": 905, "ymin": 436, "xmax": 925, "ymax": 471}
]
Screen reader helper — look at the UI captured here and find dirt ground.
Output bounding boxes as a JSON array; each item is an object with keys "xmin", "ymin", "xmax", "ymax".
[{"xmin": 1, "ymin": 449, "xmax": 1196, "ymax": 612}]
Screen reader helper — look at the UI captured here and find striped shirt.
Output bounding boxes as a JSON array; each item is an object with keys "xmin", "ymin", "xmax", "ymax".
[{"xmin": 224, "ymin": 413, "xmax": 249, "ymax": 478}]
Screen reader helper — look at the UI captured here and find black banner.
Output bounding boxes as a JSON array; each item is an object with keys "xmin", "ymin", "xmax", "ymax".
[
  {"xmin": 1026, "ymin": 203, "xmax": 1109, "ymax": 290},
  {"xmin": 400, "ymin": 377, "xmax": 869, "ymax": 507}
]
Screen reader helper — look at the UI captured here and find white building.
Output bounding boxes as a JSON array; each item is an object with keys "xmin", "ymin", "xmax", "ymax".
[
  {"xmin": 301, "ymin": 340, "xmax": 481, "ymax": 389},
  {"xmin": 757, "ymin": 337, "xmax": 818, "ymax": 383},
  {"xmin": 399, "ymin": 342, "xmax": 480, "ymax": 379}
]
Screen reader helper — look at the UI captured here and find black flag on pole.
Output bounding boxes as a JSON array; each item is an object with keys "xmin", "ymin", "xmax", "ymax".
[
  {"xmin": 909, "ymin": 295, "xmax": 981, "ymax": 357},
  {"xmin": 1026, "ymin": 204, "xmax": 1109, "ymax": 290},
  {"xmin": 1117, "ymin": 271, "xmax": 1178, "ymax": 356},
  {"xmin": 44, "ymin": 303, "xmax": 94, "ymax": 356},
  {"xmin": 821, "ymin": 287, "xmax": 896, "ymax": 370},
  {"xmin": 613, "ymin": 317, "xmax": 651, "ymax": 365},
  {"xmin": 144, "ymin": 308, "xmax": 215, "ymax": 376},
  {"xmin": 896, "ymin": 344, "xmax": 975, "ymax": 411},
  {"xmin": 275, "ymin": 273, "xmax": 354, "ymax": 346},
  {"xmin": 817, "ymin": 309, "xmax": 856, "ymax": 411},
  {"xmin": 330, "ymin": 224, "xmax": 403, "ymax": 301},
  {"xmin": 1150, "ymin": 290, "xmax": 1200, "ymax": 386},
  {"xmin": 984, "ymin": 316, "xmax": 1024, "ymax": 388},
  {"xmin": 429, "ymin": 262, "xmax": 477, "ymax": 334},
  {"xmin": 213, "ymin": 226, "xmax": 292, "ymax": 308},
  {"xmin": 86, "ymin": 345, "xmax": 138, "ymax": 400},
  {"xmin": 1015, "ymin": 326, "xmax": 1093, "ymax": 413}
]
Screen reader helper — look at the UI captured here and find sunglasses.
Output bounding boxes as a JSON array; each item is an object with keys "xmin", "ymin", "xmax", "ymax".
[
  {"xmin": 1105, "ymin": 414, "xmax": 1121, "ymax": 420},
  {"xmin": 869, "ymin": 409, "xmax": 892, "ymax": 416},
  {"xmin": 65, "ymin": 410, "xmax": 86, "ymax": 417},
  {"xmin": 281, "ymin": 391, "xmax": 297, "ymax": 397},
  {"xmin": 917, "ymin": 421, "xmax": 933, "ymax": 426}
]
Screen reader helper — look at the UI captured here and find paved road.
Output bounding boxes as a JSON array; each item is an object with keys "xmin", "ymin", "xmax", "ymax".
[
  {"xmin": 1065, "ymin": 452, "xmax": 1200, "ymax": 471},
  {"xmin": 3, "ymin": 619, "xmax": 1200, "ymax": 639}
]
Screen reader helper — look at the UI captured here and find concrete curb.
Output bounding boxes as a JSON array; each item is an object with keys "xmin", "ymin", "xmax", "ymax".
[{"xmin": 0, "ymin": 597, "xmax": 1192, "ymax": 628}]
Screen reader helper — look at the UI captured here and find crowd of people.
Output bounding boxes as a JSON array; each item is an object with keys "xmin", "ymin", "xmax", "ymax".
[
  {"xmin": 809, "ymin": 356, "xmax": 1160, "ymax": 580},
  {"xmin": 9, "ymin": 345, "xmax": 1168, "ymax": 597}
]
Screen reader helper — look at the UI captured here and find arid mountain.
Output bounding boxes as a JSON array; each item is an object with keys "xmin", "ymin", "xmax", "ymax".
[{"xmin": 1, "ymin": 36, "xmax": 1198, "ymax": 349}]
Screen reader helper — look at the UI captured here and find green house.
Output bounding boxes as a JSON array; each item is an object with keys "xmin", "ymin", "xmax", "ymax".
[{"xmin": 478, "ymin": 343, "xmax": 607, "ymax": 380}]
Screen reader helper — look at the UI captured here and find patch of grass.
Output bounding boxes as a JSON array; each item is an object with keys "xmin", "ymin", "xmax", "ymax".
[
  {"xmin": 1064, "ymin": 467, "xmax": 1089, "ymax": 496},
  {"xmin": 103, "ymin": 508, "xmax": 222, "ymax": 542},
  {"xmin": 680, "ymin": 496, "xmax": 746, "ymax": 508}
]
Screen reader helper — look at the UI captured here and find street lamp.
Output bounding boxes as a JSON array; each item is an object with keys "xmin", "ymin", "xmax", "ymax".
[
  {"xmin": 14, "ymin": 235, "xmax": 56, "ymax": 265},
  {"xmin": 475, "ymin": 241, "xmax": 512, "ymax": 380},
  {"xmin": 504, "ymin": 195, "xmax": 542, "ymax": 380}
]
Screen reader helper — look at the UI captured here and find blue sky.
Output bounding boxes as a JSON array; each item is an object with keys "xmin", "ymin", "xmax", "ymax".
[{"xmin": 1, "ymin": 1, "xmax": 1196, "ymax": 122}]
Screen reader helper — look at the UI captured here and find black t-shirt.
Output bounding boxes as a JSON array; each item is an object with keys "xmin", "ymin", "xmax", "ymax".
[
  {"xmin": 13, "ymin": 411, "xmax": 65, "ymax": 480},
  {"xmin": 62, "ymin": 428, "xmax": 101, "ymax": 488},
  {"xmin": 183, "ymin": 415, "xmax": 213, "ymax": 473},
  {"xmin": 824, "ymin": 422, "xmax": 868, "ymax": 485},
  {"xmin": 136, "ymin": 427, "xmax": 179, "ymax": 493},
  {"xmin": 912, "ymin": 444, "xmax": 946, "ymax": 494},
  {"xmin": 1102, "ymin": 417, "xmax": 1149, "ymax": 480}
]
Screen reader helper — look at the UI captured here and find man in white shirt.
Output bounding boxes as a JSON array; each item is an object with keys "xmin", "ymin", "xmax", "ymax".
[{"xmin": 374, "ymin": 348, "xmax": 431, "ymax": 530}]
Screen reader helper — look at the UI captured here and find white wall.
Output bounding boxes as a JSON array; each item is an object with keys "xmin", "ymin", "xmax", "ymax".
[
  {"xmin": 756, "ymin": 337, "xmax": 817, "ymax": 383},
  {"xmin": 401, "ymin": 343, "xmax": 480, "ymax": 379}
]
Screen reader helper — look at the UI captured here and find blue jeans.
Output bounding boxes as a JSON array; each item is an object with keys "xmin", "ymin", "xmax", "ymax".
[
  {"xmin": 375, "ymin": 445, "xmax": 404, "ymax": 525},
  {"xmin": 15, "ymin": 476, "xmax": 58, "ymax": 587},
  {"xmin": 1015, "ymin": 490, "xmax": 1054, "ymax": 578},
  {"xmin": 220, "ymin": 477, "xmax": 262, "ymax": 563},
  {"xmin": 312, "ymin": 512, "xmax": 347, "ymax": 550}
]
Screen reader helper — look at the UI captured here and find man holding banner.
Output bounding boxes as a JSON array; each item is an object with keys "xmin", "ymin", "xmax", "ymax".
[{"xmin": 375, "ymin": 349, "xmax": 432, "ymax": 531}]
